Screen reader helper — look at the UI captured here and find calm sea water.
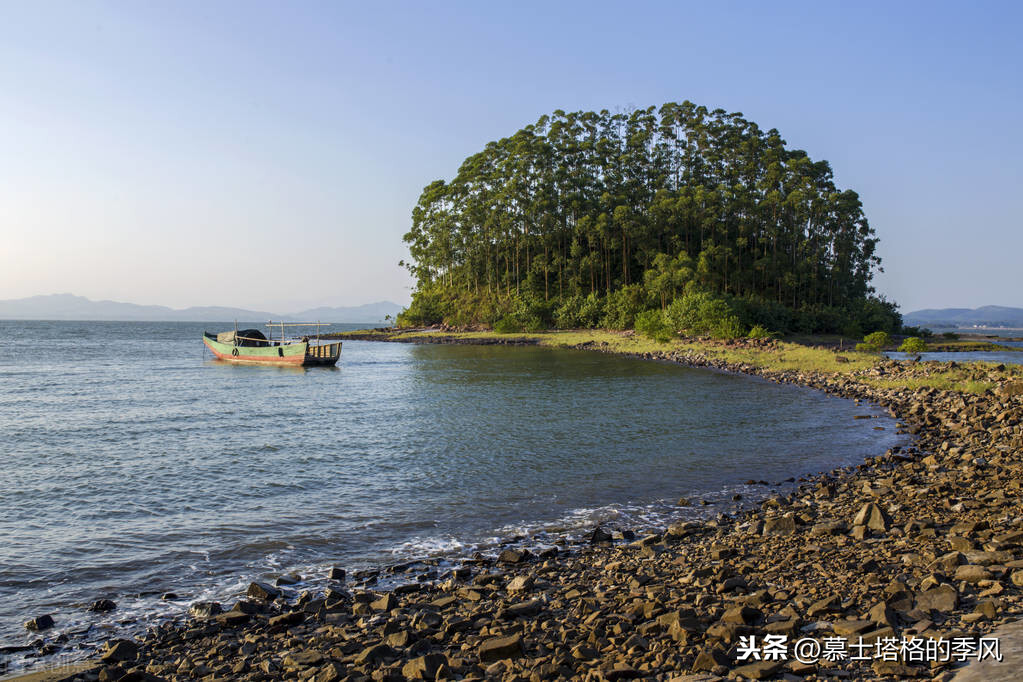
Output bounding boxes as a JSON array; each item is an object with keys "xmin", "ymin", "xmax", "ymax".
[
  {"xmin": 0, "ymin": 321, "xmax": 905, "ymax": 668},
  {"xmin": 887, "ymin": 339, "xmax": 1023, "ymax": 365}
]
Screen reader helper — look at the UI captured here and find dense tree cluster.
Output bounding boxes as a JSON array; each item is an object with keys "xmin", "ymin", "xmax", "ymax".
[{"xmin": 400, "ymin": 102, "xmax": 899, "ymax": 335}]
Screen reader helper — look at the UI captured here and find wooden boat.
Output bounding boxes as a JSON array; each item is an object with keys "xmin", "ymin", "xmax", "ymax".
[{"xmin": 202, "ymin": 322, "xmax": 342, "ymax": 367}]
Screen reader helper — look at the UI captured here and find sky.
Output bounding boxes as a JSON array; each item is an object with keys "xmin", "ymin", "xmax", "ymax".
[{"xmin": 1, "ymin": 1, "xmax": 1020, "ymax": 313}]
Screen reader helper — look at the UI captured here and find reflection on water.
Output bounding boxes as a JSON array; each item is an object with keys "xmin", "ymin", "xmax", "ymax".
[{"xmin": 0, "ymin": 320, "xmax": 906, "ymax": 660}]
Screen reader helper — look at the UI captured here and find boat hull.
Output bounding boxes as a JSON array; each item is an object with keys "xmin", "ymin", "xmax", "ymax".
[{"xmin": 202, "ymin": 336, "xmax": 341, "ymax": 367}]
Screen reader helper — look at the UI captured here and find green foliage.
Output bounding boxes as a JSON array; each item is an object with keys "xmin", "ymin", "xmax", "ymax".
[
  {"xmin": 493, "ymin": 316, "xmax": 523, "ymax": 334},
  {"xmin": 898, "ymin": 337, "xmax": 928, "ymax": 353},
  {"xmin": 864, "ymin": 331, "xmax": 892, "ymax": 348},
  {"xmin": 664, "ymin": 289, "xmax": 746, "ymax": 339},
  {"xmin": 855, "ymin": 330, "xmax": 892, "ymax": 353},
  {"xmin": 941, "ymin": 331, "xmax": 960, "ymax": 340},
  {"xmin": 402, "ymin": 101, "xmax": 889, "ymax": 333},
  {"xmin": 635, "ymin": 309, "xmax": 674, "ymax": 342},
  {"xmin": 599, "ymin": 284, "xmax": 650, "ymax": 330},
  {"xmin": 747, "ymin": 325, "xmax": 772, "ymax": 339},
  {"xmin": 553, "ymin": 293, "xmax": 604, "ymax": 329}
]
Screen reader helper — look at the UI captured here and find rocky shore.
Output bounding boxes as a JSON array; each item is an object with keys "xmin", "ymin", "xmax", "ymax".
[{"xmin": 12, "ymin": 335, "xmax": 1023, "ymax": 682}]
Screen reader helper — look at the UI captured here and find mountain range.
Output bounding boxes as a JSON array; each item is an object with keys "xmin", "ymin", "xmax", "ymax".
[
  {"xmin": 904, "ymin": 305, "xmax": 1023, "ymax": 329},
  {"xmin": 0, "ymin": 294, "xmax": 404, "ymax": 323}
]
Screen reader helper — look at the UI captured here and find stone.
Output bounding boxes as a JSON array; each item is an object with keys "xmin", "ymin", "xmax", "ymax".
[
  {"xmin": 732, "ymin": 660, "xmax": 784, "ymax": 679},
  {"xmin": 954, "ymin": 564, "xmax": 992, "ymax": 583},
  {"xmin": 721, "ymin": 606, "xmax": 761, "ymax": 625},
  {"xmin": 402, "ymin": 653, "xmax": 448, "ymax": 680},
  {"xmin": 101, "ymin": 639, "xmax": 139, "ymax": 663},
  {"xmin": 371, "ymin": 593, "xmax": 398, "ymax": 611},
  {"xmin": 762, "ymin": 516, "xmax": 796, "ymax": 535},
  {"xmin": 497, "ymin": 548, "xmax": 531, "ymax": 564},
  {"xmin": 316, "ymin": 662, "xmax": 347, "ymax": 682},
  {"xmin": 284, "ymin": 650, "xmax": 325, "ymax": 668},
  {"xmin": 328, "ymin": 567, "xmax": 346, "ymax": 580},
  {"xmin": 500, "ymin": 599, "xmax": 542, "ymax": 619},
  {"xmin": 590, "ymin": 527, "xmax": 614, "ymax": 544},
  {"xmin": 354, "ymin": 643, "xmax": 396, "ymax": 665},
  {"xmin": 24, "ymin": 615, "xmax": 54, "ymax": 631},
  {"xmin": 478, "ymin": 633, "xmax": 523, "ymax": 662},
  {"xmin": 806, "ymin": 595, "xmax": 842, "ymax": 618},
  {"xmin": 833, "ymin": 619, "xmax": 873, "ymax": 636},
  {"xmin": 88, "ymin": 599, "xmax": 117, "ymax": 612},
  {"xmin": 852, "ymin": 502, "xmax": 890, "ymax": 531},
  {"xmin": 506, "ymin": 575, "xmax": 534, "ymax": 593},
  {"xmin": 275, "ymin": 573, "xmax": 301, "ymax": 586},
  {"xmin": 247, "ymin": 581, "xmax": 280, "ymax": 601},
  {"xmin": 215, "ymin": 611, "xmax": 251, "ymax": 626},
  {"xmin": 188, "ymin": 601, "xmax": 223, "ymax": 618},
  {"xmin": 269, "ymin": 610, "xmax": 305, "ymax": 626},
  {"xmin": 914, "ymin": 584, "xmax": 958, "ymax": 613}
]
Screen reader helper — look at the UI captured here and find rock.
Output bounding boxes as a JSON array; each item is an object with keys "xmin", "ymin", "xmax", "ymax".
[
  {"xmin": 402, "ymin": 653, "xmax": 448, "ymax": 680},
  {"xmin": 188, "ymin": 601, "xmax": 223, "ymax": 618},
  {"xmin": 954, "ymin": 564, "xmax": 992, "ymax": 583},
  {"xmin": 807, "ymin": 594, "xmax": 842, "ymax": 618},
  {"xmin": 497, "ymin": 548, "xmax": 531, "ymax": 564},
  {"xmin": 762, "ymin": 516, "xmax": 796, "ymax": 535},
  {"xmin": 853, "ymin": 502, "xmax": 890, "ymax": 531},
  {"xmin": 721, "ymin": 606, "xmax": 761, "ymax": 625},
  {"xmin": 809, "ymin": 520, "xmax": 847, "ymax": 536},
  {"xmin": 478, "ymin": 633, "xmax": 523, "ymax": 662},
  {"xmin": 284, "ymin": 650, "xmax": 325, "ymax": 668},
  {"xmin": 247, "ymin": 581, "xmax": 280, "ymax": 601},
  {"xmin": 590, "ymin": 527, "xmax": 614, "ymax": 544},
  {"xmin": 275, "ymin": 573, "xmax": 301, "ymax": 586},
  {"xmin": 101, "ymin": 639, "xmax": 139, "ymax": 663},
  {"xmin": 354, "ymin": 643, "xmax": 396, "ymax": 665},
  {"xmin": 215, "ymin": 611, "xmax": 251, "ymax": 626},
  {"xmin": 690, "ymin": 647, "xmax": 730, "ymax": 672},
  {"xmin": 833, "ymin": 619, "xmax": 873, "ymax": 636},
  {"xmin": 499, "ymin": 599, "xmax": 542, "ymax": 619},
  {"xmin": 327, "ymin": 567, "xmax": 346, "ymax": 581},
  {"xmin": 316, "ymin": 662, "xmax": 347, "ymax": 682},
  {"xmin": 24, "ymin": 615, "xmax": 54, "ymax": 631},
  {"xmin": 269, "ymin": 610, "xmax": 305, "ymax": 626},
  {"xmin": 915, "ymin": 584, "xmax": 958, "ymax": 613},
  {"xmin": 506, "ymin": 575, "xmax": 534, "ymax": 593},
  {"xmin": 371, "ymin": 593, "xmax": 398, "ymax": 611},
  {"xmin": 88, "ymin": 599, "xmax": 117, "ymax": 613},
  {"xmin": 732, "ymin": 660, "xmax": 784, "ymax": 679}
]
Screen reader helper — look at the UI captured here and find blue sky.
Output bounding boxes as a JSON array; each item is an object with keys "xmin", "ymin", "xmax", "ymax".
[{"xmin": 1, "ymin": 1, "xmax": 1020, "ymax": 312}]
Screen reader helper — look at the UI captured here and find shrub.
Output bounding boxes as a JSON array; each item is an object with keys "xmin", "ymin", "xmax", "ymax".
[
  {"xmin": 864, "ymin": 331, "xmax": 892, "ymax": 348},
  {"xmin": 856, "ymin": 330, "xmax": 892, "ymax": 353},
  {"xmin": 664, "ymin": 289, "xmax": 744, "ymax": 338},
  {"xmin": 941, "ymin": 331, "xmax": 960, "ymax": 340},
  {"xmin": 493, "ymin": 315, "xmax": 523, "ymax": 334},
  {"xmin": 635, "ymin": 309, "xmax": 673, "ymax": 342},
  {"xmin": 747, "ymin": 324, "xmax": 771, "ymax": 339},
  {"xmin": 599, "ymin": 284, "xmax": 649, "ymax": 330},
  {"xmin": 898, "ymin": 337, "xmax": 928, "ymax": 353},
  {"xmin": 712, "ymin": 316, "xmax": 745, "ymax": 340}
]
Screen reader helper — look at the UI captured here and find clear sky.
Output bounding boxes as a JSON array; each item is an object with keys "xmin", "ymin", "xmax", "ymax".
[{"xmin": 2, "ymin": 1, "xmax": 1020, "ymax": 312}]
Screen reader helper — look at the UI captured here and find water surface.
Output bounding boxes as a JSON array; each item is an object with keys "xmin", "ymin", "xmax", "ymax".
[{"xmin": 0, "ymin": 321, "xmax": 905, "ymax": 667}]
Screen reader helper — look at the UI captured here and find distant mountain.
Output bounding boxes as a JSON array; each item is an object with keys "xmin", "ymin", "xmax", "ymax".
[
  {"xmin": 904, "ymin": 305, "xmax": 1023, "ymax": 328},
  {"xmin": 0, "ymin": 294, "xmax": 403, "ymax": 323}
]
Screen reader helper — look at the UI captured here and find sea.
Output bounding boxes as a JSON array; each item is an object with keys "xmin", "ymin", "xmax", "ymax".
[{"xmin": 0, "ymin": 320, "xmax": 908, "ymax": 674}]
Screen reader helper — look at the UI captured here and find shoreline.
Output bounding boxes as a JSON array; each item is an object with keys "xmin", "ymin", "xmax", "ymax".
[{"xmin": 8, "ymin": 332, "xmax": 1023, "ymax": 681}]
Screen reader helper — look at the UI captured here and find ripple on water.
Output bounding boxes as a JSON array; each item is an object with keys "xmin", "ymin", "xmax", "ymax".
[{"xmin": 0, "ymin": 320, "xmax": 909, "ymax": 673}]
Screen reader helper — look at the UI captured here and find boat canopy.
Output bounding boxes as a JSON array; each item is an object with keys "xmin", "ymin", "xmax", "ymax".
[{"xmin": 216, "ymin": 329, "xmax": 268, "ymax": 347}]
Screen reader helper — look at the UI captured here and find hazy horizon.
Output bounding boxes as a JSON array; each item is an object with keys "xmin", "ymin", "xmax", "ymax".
[{"xmin": 2, "ymin": 1, "xmax": 1021, "ymax": 312}]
